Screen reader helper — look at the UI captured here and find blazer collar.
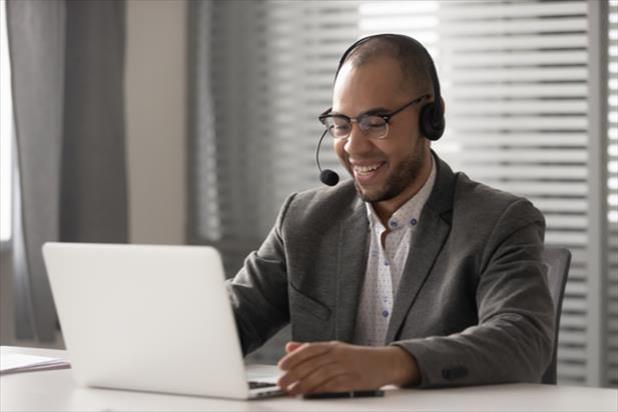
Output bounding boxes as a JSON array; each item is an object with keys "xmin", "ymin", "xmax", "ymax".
[
  {"xmin": 385, "ymin": 151, "xmax": 457, "ymax": 343},
  {"xmin": 335, "ymin": 191, "xmax": 368, "ymax": 342}
]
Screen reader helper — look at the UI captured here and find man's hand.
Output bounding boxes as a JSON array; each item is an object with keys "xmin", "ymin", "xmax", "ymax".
[{"xmin": 276, "ymin": 341, "xmax": 420, "ymax": 396}]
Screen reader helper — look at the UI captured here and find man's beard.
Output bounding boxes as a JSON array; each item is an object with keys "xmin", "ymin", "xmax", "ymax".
[{"xmin": 354, "ymin": 147, "xmax": 426, "ymax": 203}]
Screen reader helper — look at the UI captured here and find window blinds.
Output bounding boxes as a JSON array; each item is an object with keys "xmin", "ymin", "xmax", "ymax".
[
  {"xmin": 607, "ymin": 0, "xmax": 618, "ymax": 388},
  {"xmin": 191, "ymin": 0, "xmax": 359, "ymax": 271},
  {"xmin": 190, "ymin": 0, "xmax": 616, "ymax": 386}
]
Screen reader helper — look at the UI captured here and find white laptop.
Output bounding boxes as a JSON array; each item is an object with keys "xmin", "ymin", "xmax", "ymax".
[{"xmin": 42, "ymin": 242, "xmax": 284, "ymax": 399}]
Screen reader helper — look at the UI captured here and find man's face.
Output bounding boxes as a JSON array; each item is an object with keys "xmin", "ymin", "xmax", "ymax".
[{"xmin": 332, "ymin": 57, "xmax": 431, "ymax": 207}]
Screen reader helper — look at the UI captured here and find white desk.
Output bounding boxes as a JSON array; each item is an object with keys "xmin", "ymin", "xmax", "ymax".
[{"xmin": 1, "ymin": 346, "xmax": 616, "ymax": 412}]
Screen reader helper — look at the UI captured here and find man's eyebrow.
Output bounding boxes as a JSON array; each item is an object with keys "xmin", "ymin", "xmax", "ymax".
[{"xmin": 330, "ymin": 106, "xmax": 391, "ymax": 117}]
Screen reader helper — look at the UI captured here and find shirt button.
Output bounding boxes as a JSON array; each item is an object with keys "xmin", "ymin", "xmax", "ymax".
[
  {"xmin": 382, "ymin": 310, "xmax": 389, "ymax": 318},
  {"xmin": 390, "ymin": 221, "xmax": 398, "ymax": 228},
  {"xmin": 410, "ymin": 218, "xmax": 418, "ymax": 226}
]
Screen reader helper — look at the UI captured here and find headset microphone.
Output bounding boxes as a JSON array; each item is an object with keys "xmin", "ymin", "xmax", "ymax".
[{"xmin": 315, "ymin": 129, "xmax": 340, "ymax": 186}]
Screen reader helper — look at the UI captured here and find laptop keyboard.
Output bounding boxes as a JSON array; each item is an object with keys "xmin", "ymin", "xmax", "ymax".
[{"xmin": 249, "ymin": 381, "xmax": 277, "ymax": 390}]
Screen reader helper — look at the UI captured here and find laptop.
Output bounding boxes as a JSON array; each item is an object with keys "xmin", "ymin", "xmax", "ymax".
[{"xmin": 42, "ymin": 242, "xmax": 284, "ymax": 399}]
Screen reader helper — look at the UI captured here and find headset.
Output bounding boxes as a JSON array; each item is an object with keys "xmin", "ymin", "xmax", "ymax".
[
  {"xmin": 335, "ymin": 33, "xmax": 445, "ymax": 140},
  {"xmin": 316, "ymin": 34, "xmax": 445, "ymax": 186}
]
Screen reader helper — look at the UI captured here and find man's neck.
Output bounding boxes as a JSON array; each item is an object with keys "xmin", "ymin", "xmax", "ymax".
[{"xmin": 373, "ymin": 151, "xmax": 434, "ymax": 227}]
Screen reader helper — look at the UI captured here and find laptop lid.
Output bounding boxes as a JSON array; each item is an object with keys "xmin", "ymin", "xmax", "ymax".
[{"xmin": 42, "ymin": 242, "xmax": 256, "ymax": 399}]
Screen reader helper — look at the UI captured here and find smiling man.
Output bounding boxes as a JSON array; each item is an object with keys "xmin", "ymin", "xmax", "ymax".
[{"xmin": 227, "ymin": 34, "xmax": 554, "ymax": 395}]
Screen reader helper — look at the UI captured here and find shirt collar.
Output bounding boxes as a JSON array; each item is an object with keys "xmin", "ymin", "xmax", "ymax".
[{"xmin": 365, "ymin": 154, "xmax": 437, "ymax": 231}]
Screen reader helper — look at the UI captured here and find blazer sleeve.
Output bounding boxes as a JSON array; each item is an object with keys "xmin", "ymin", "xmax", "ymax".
[
  {"xmin": 392, "ymin": 199, "xmax": 554, "ymax": 387},
  {"xmin": 225, "ymin": 193, "xmax": 296, "ymax": 356}
]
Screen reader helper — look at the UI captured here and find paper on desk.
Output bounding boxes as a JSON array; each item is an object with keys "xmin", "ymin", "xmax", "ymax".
[{"xmin": 0, "ymin": 352, "xmax": 70, "ymax": 375}]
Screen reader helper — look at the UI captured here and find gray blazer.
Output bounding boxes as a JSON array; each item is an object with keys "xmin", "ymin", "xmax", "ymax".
[{"xmin": 227, "ymin": 154, "xmax": 554, "ymax": 387}]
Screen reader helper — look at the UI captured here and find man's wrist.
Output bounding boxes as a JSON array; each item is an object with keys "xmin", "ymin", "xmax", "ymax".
[{"xmin": 384, "ymin": 345, "xmax": 420, "ymax": 387}]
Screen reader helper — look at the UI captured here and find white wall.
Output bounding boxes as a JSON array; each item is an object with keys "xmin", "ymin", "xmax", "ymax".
[{"xmin": 125, "ymin": 0, "xmax": 187, "ymax": 245}]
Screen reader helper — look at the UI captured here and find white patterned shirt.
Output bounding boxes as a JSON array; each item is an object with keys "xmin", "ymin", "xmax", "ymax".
[{"xmin": 352, "ymin": 157, "xmax": 436, "ymax": 346}]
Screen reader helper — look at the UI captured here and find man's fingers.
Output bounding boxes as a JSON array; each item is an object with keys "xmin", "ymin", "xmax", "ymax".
[
  {"xmin": 277, "ymin": 356, "xmax": 337, "ymax": 391},
  {"xmin": 278, "ymin": 342, "xmax": 333, "ymax": 371},
  {"xmin": 287, "ymin": 365, "xmax": 349, "ymax": 396},
  {"xmin": 285, "ymin": 341, "xmax": 303, "ymax": 353}
]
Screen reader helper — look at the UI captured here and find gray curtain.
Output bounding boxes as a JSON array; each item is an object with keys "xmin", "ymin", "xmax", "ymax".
[{"xmin": 6, "ymin": 0, "xmax": 127, "ymax": 342}]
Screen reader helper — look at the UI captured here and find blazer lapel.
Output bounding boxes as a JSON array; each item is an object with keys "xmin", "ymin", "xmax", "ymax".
[
  {"xmin": 385, "ymin": 154, "xmax": 456, "ymax": 343},
  {"xmin": 335, "ymin": 196, "xmax": 369, "ymax": 342}
]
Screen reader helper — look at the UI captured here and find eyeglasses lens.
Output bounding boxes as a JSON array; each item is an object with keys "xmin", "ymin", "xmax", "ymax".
[
  {"xmin": 324, "ymin": 115, "xmax": 388, "ymax": 140},
  {"xmin": 360, "ymin": 116, "xmax": 388, "ymax": 139}
]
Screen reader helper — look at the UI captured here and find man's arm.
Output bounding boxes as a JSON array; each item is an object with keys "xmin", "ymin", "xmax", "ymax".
[
  {"xmin": 395, "ymin": 199, "xmax": 553, "ymax": 387},
  {"xmin": 226, "ymin": 193, "xmax": 297, "ymax": 355}
]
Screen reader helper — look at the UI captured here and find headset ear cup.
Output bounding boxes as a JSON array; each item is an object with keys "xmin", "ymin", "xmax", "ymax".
[{"xmin": 419, "ymin": 103, "xmax": 445, "ymax": 141}]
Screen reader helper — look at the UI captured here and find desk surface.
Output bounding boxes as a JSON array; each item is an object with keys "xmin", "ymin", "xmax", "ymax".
[{"xmin": 1, "ymin": 346, "xmax": 617, "ymax": 412}]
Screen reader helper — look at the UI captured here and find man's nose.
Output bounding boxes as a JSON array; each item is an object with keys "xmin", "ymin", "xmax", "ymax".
[{"xmin": 343, "ymin": 124, "xmax": 371, "ymax": 154}]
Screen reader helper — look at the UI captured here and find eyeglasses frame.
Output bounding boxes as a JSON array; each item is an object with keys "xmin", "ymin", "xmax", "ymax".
[{"xmin": 318, "ymin": 94, "xmax": 429, "ymax": 140}]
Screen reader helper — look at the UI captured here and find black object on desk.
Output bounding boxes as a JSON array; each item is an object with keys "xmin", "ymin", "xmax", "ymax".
[{"xmin": 303, "ymin": 390, "xmax": 385, "ymax": 399}]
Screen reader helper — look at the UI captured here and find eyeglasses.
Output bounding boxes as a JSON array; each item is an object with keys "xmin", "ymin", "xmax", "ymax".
[{"xmin": 318, "ymin": 94, "xmax": 428, "ymax": 140}]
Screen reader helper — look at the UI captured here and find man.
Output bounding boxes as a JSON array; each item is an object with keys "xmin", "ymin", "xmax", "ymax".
[{"xmin": 227, "ymin": 34, "xmax": 554, "ymax": 395}]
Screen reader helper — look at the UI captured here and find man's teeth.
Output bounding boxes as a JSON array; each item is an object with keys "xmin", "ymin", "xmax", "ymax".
[{"xmin": 354, "ymin": 163, "xmax": 381, "ymax": 174}]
